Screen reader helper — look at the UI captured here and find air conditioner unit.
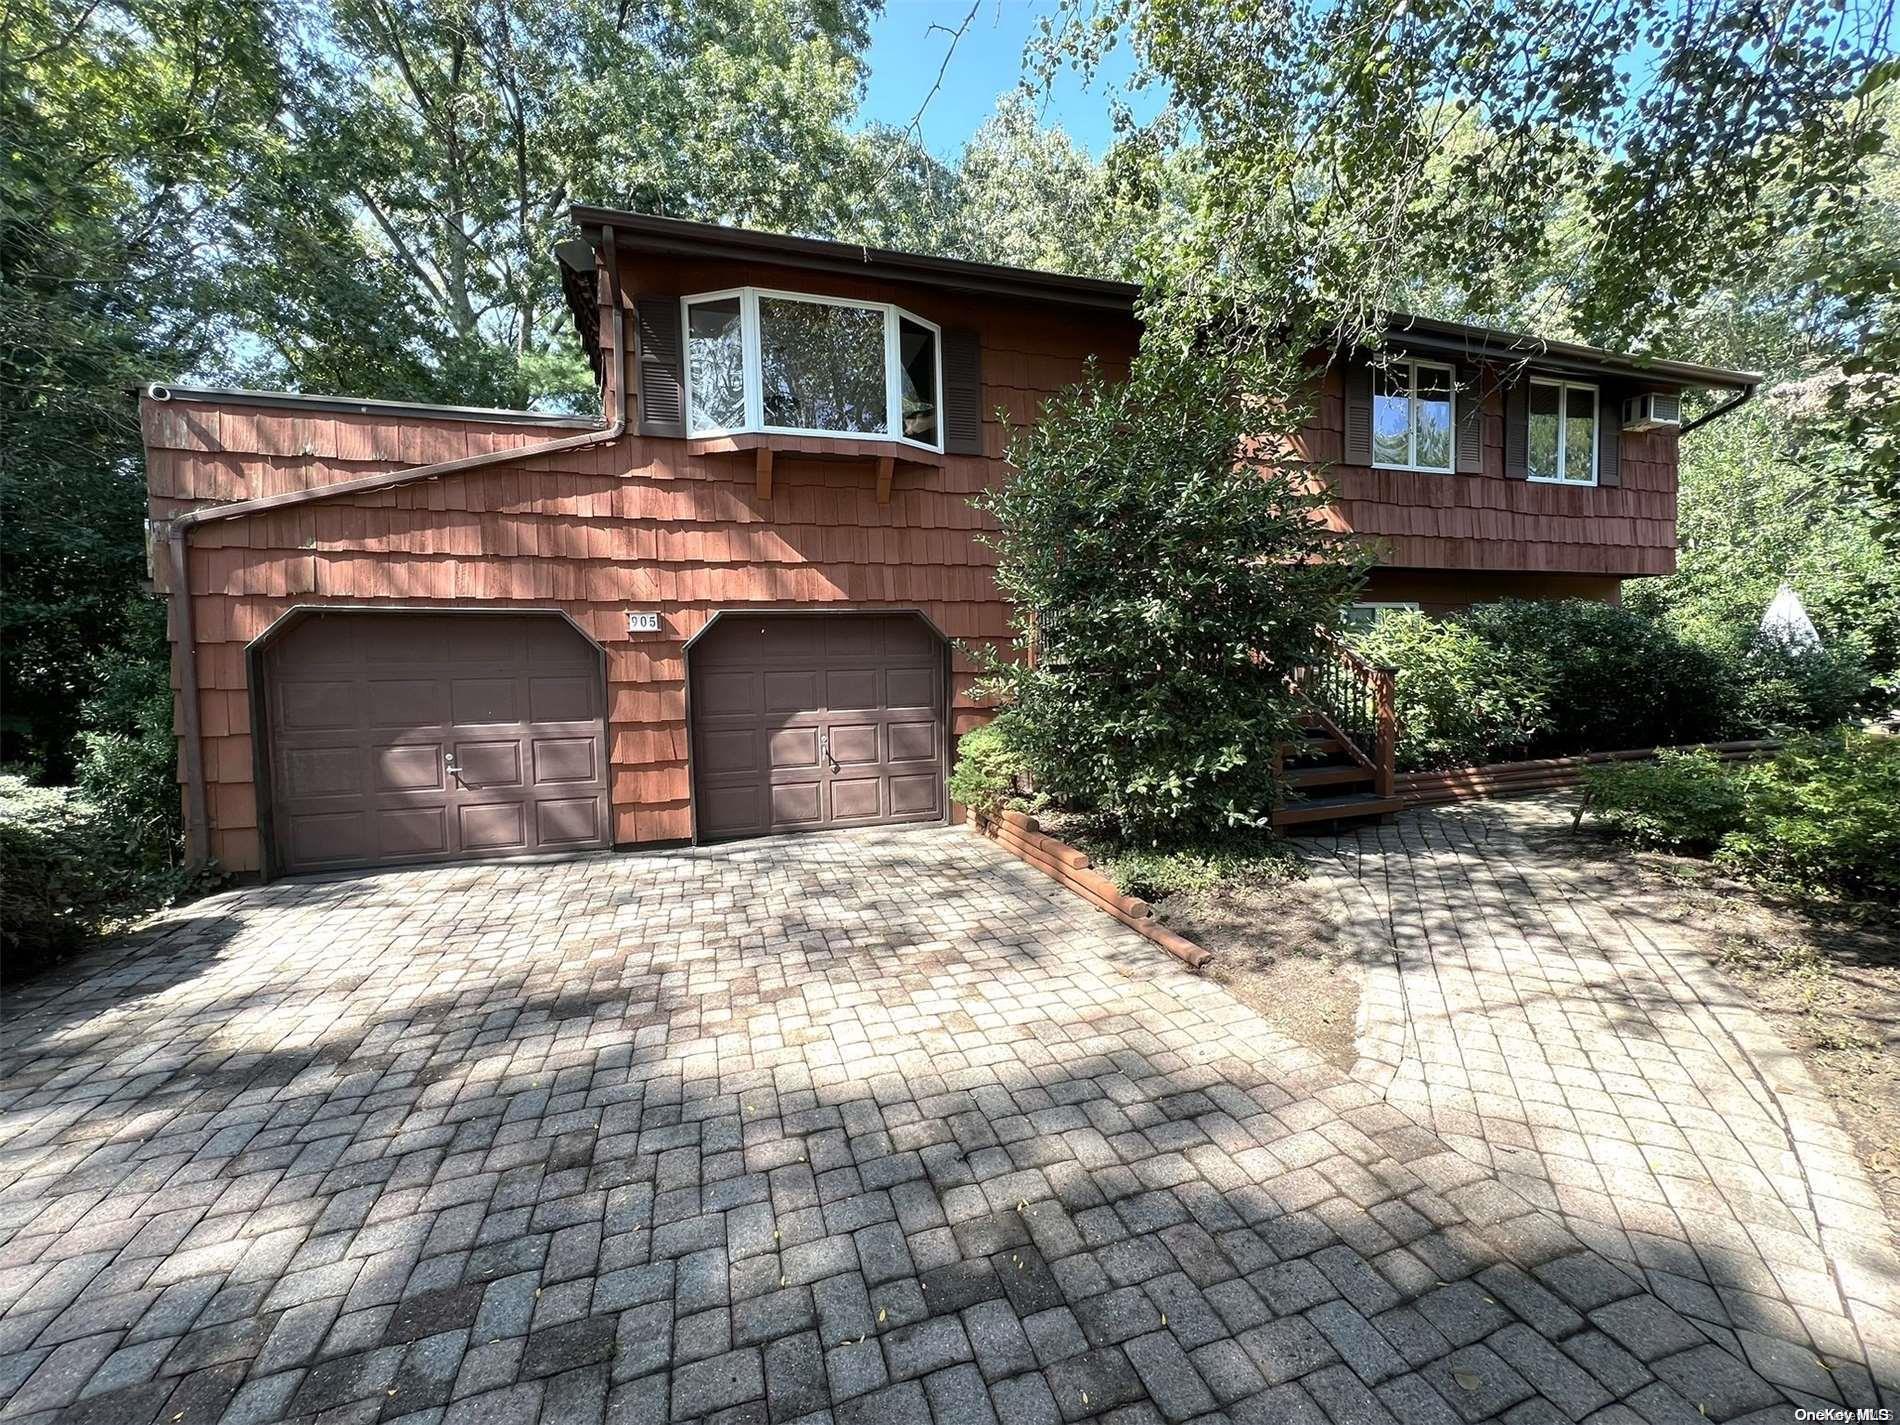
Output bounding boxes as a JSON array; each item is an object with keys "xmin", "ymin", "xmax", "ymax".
[{"xmin": 1622, "ymin": 391, "xmax": 1681, "ymax": 432}]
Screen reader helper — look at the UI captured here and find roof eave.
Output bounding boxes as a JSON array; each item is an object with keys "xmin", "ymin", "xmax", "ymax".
[{"xmin": 569, "ymin": 206, "xmax": 1142, "ymax": 313}]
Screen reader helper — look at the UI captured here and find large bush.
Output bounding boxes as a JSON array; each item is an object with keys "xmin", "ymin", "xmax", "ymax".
[
  {"xmin": 975, "ymin": 352, "xmax": 1368, "ymax": 840},
  {"xmin": 1581, "ymin": 731, "xmax": 1900, "ymax": 899},
  {"xmin": 1350, "ymin": 611, "xmax": 1552, "ymax": 770},
  {"xmin": 1579, "ymin": 748, "xmax": 1748, "ymax": 852},
  {"xmin": 1462, "ymin": 600, "xmax": 1735, "ymax": 755},
  {"xmin": 1714, "ymin": 635, "xmax": 1872, "ymax": 736},
  {"xmin": 1718, "ymin": 731, "xmax": 1900, "ymax": 898}
]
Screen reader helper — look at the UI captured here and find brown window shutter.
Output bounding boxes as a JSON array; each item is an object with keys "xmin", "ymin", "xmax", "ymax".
[
  {"xmin": 635, "ymin": 296, "xmax": 685, "ymax": 438},
  {"xmin": 1455, "ymin": 365, "xmax": 1483, "ymax": 474},
  {"xmin": 942, "ymin": 327, "xmax": 983, "ymax": 455},
  {"xmin": 1503, "ymin": 374, "xmax": 1530, "ymax": 479},
  {"xmin": 1341, "ymin": 359, "xmax": 1374, "ymax": 465},
  {"xmin": 1596, "ymin": 383, "xmax": 1623, "ymax": 487}
]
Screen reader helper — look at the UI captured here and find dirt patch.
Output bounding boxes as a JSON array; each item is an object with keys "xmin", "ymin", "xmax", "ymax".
[{"xmin": 1154, "ymin": 882, "xmax": 1371, "ymax": 1070}]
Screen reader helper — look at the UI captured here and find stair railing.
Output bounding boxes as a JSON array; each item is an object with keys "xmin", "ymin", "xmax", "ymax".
[{"xmin": 1290, "ymin": 625, "xmax": 1398, "ymax": 798}]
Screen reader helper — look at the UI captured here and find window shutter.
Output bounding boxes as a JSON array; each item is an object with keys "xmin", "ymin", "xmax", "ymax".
[
  {"xmin": 1341, "ymin": 359, "xmax": 1374, "ymax": 465},
  {"xmin": 635, "ymin": 296, "xmax": 685, "ymax": 438},
  {"xmin": 1455, "ymin": 365, "xmax": 1483, "ymax": 474},
  {"xmin": 1503, "ymin": 374, "xmax": 1530, "ymax": 479},
  {"xmin": 942, "ymin": 327, "xmax": 983, "ymax": 455},
  {"xmin": 1596, "ymin": 382, "xmax": 1623, "ymax": 487}
]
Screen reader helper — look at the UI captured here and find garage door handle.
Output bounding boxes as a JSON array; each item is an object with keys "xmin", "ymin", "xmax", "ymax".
[
  {"xmin": 819, "ymin": 729, "xmax": 838, "ymax": 771},
  {"xmin": 444, "ymin": 752, "xmax": 462, "ymax": 782}
]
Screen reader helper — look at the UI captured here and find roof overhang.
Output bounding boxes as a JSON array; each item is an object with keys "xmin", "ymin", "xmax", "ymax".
[
  {"xmin": 1378, "ymin": 313, "xmax": 1760, "ymax": 391},
  {"xmin": 568, "ymin": 207, "xmax": 1143, "ymax": 313}
]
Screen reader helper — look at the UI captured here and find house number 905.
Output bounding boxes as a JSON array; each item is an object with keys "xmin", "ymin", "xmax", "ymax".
[{"xmin": 626, "ymin": 612, "xmax": 662, "ymax": 634}]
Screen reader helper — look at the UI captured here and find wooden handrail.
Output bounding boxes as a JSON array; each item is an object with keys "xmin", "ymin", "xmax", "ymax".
[{"xmin": 1292, "ymin": 623, "xmax": 1398, "ymax": 799}]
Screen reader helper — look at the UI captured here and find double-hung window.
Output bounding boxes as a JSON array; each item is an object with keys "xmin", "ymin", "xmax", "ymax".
[
  {"xmin": 1527, "ymin": 379, "xmax": 1598, "ymax": 485},
  {"xmin": 1371, "ymin": 358, "xmax": 1456, "ymax": 473},
  {"xmin": 682, "ymin": 288, "xmax": 943, "ymax": 453}
]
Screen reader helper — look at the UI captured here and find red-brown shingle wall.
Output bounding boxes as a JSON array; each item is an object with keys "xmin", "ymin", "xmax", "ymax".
[
  {"xmin": 1297, "ymin": 362, "xmax": 1679, "ymax": 577},
  {"xmin": 143, "ymin": 272, "xmax": 1135, "ymax": 873}
]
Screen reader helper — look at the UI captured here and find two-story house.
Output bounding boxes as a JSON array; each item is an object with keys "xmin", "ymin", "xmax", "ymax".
[{"xmin": 140, "ymin": 210, "xmax": 1758, "ymax": 876}]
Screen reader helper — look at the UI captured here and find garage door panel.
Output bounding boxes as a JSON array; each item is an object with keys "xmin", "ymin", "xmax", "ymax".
[
  {"xmin": 458, "ymin": 800, "xmax": 527, "ymax": 852},
  {"xmin": 279, "ymin": 681, "xmax": 359, "ymax": 731},
  {"xmin": 770, "ymin": 781, "xmax": 823, "ymax": 826},
  {"xmin": 763, "ymin": 670, "xmax": 820, "ymax": 714},
  {"xmin": 830, "ymin": 777, "xmax": 882, "ymax": 821},
  {"xmin": 366, "ymin": 679, "xmax": 445, "ymax": 729},
  {"xmin": 888, "ymin": 720, "xmax": 938, "ymax": 764},
  {"xmin": 529, "ymin": 675, "xmax": 595, "ymax": 723},
  {"xmin": 378, "ymin": 807, "xmax": 449, "ymax": 856},
  {"xmin": 698, "ymin": 670, "xmax": 759, "ymax": 717},
  {"xmin": 886, "ymin": 667, "xmax": 936, "ymax": 710},
  {"xmin": 824, "ymin": 619, "xmax": 882, "ymax": 659},
  {"xmin": 829, "ymin": 723, "xmax": 879, "ymax": 766},
  {"xmin": 825, "ymin": 669, "xmax": 879, "ymax": 710},
  {"xmin": 533, "ymin": 737, "xmax": 598, "ymax": 785},
  {"xmin": 690, "ymin": 613, "xmax": 946, "ymax": 843},
  {"xmin": 699, "ymin": 728, "xmax": 757, "ymax": 775},
  {"xmin": 265, "ymin": 612, "xmax": 607, "ymax": 873},
  {"xmin": 699, "ymin": 783, "xmax": 764, "ymax": 838},
  {"xmin": 284, "ymin": 746, "xmax": 363, "ymax": 799},
  {"xmin": 451, "ymin": 678, "xmax": 518, "ymax": 725},
  {"xmin": 454, "ymin": 740, "xmax": 522, "ymax": 788},
  {"xmin": 535, "ymin": 796, "xmax": 602, "ymax": 847},
  {"xmin": 288, "ymin": 810, "xmax": 372, "ymax": 865},
  {"xmin": 372, "ymin": 744, "xmax": 444, "ymax": 793},
  {"xmin": 768, "ymin": 727, "xmax": 819, "ymax": 770},
  {"xmin": 889, "ymin": 773, "xmax": 942, "ymax": 816}
]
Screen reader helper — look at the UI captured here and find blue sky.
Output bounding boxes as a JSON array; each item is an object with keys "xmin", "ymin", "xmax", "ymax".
[{"xmin": 859, "ymin": 0, "xmax": 1157, "ymax": 157}]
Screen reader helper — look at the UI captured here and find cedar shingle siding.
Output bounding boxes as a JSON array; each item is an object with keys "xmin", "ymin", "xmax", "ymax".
[{"xmin": 144, "ymin": 265, "xmax": 1128, "ymax": 874}]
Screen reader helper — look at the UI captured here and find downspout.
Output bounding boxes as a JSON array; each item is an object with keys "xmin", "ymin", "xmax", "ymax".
[
  {"xmin": 1679, "ymin": 382, "xmax": 1756, "ymax": 436},
  {"xmin": 164, "ymin": 226, "xmax": 629, "ymax": 870}
]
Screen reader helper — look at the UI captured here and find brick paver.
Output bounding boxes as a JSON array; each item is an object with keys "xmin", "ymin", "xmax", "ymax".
[
  {"xmin": 1300, "ymin": 796, "xmax": 1900, "ymax": 1407},
  {"xmin": 0, "ymin": 825, "xmax": 1868, "ymax": 1422}
]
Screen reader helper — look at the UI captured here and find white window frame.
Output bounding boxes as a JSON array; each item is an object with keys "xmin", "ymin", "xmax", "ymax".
[
  {"xmin": 1371, "ymin": 358, "xmax": 1457, "ymax": 475},
  {"xmin": 680, "ymin": 286, "xmax": 945, "ymax": 454},
  {"xmin": 1526, "ymin": 378, "xmax": 1600, "ymax": 487},
  {"xmin": 1344, "ymin": 601, "xmax": 1422, "ymax": 629}
]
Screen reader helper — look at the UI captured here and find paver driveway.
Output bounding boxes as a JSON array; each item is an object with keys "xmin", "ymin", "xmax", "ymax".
[
  {"xmin": 0, "ymin": 826, "xmax": 1867, "ymax": 1425},
  {"xmin": 1299, "ymin": 798, "xmax": 1899, "ymax": 1406}
]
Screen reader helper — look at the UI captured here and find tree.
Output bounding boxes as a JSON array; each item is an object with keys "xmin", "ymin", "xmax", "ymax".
[
  {"xmin": 975, "ymin": 354, "xmax": 1371, "ymax": 840},
  {"xmin": 212, "ymin": 0, "xmax": 890, "ymax": 408},
  {"xmin": 0, "ymin": 0, "xmax": 282, "ymax": 776}
]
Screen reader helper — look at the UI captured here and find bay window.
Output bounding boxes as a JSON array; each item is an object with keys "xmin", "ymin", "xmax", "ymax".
[
  {"xmin": 1527, "ymin": 379, "xmax": 1598, "ymax": 484},
  {"xmin": 1371, "ymin": 358, "xmax": 1456, "ymax": 473},
  {"xmin": 682, "ymin": 288, "xmax": 942, "ymax": 452}
]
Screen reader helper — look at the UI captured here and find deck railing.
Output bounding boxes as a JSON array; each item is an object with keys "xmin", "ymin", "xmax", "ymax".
[{"xmin": 1291, "ymin": 625, "xmax": 1398, "ymax": 798}]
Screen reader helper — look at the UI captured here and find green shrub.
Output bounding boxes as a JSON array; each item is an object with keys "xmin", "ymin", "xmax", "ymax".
[
  {"xmin": 1350, "ymin": 611, "xmax": 1552, "ymax": 770},
  {"xmin": 1065, "ymin": 823, "xmax": 1302, "ymax": 901},
  {"xmin": 1579, "ymin": 748, "xmax": 1749, "ymax": 852},
  {"xmin": 973, "ymin": 351, "xmax": 1369, "ymax": 840},
  {"xmin": 75, "ymin": 596, "xmax": 183, "ymax": 854},
  {"xmin": 949, "ymin": 716, "xmax": 1029, "ymax": 819},
  {"xmin": 1462, "ymin": 600, "xmax": 1734, "ymax": 755},
  {"xmin": 1716, "ymin": 731, "xmax": 1900, "ymax": 898},
  {"xmin": 0, "ymin": 780, "xmax": 106, "ymax": 976},
  {"xmin": 1721, "ymin": 637, "xmax": 1872, "ymax": 735}
]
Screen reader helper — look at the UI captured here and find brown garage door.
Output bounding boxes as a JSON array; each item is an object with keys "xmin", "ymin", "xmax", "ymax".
[
  {"xmin": 690, "ymin": 612, "xmax": 946, "ymax": 841},
  {"xmin": 261, "ymin": 612, "xmax": 609, "ymax": 874}
]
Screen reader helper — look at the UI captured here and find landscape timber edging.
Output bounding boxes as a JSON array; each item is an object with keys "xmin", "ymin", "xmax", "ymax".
[
  {"xmin": 1395, "ymin": 738, "xmax": 1782, "ymax": 806},
  {"xmin": 969, "ymin": 809, "xmax": 1214, "ymax": 970}
]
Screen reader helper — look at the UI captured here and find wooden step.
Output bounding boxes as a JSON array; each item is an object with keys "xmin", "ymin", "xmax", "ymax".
[
  {"xmin": 1285, "ymin": 763, "xmax": 1374, "ymax": 790},
  {"xmin": 1271, "ymin": 792, "xmax": 1405, "ymax": 828},
  {"xmin": 1285, "ymin": 733, "xmax": 1348, "ymax": 759}
]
